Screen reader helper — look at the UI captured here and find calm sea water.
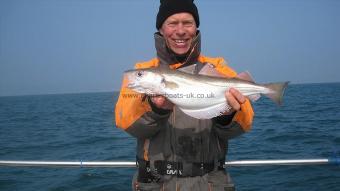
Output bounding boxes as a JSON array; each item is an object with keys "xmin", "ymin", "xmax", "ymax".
[{"xmin": 0, "ymin": 83, "xmax": 340, "ymax": 191}]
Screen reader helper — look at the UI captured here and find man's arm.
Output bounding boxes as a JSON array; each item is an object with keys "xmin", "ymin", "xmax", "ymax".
[{"xmin": 115, "ymin": 87, "xmax": 171, "ymax": 139}]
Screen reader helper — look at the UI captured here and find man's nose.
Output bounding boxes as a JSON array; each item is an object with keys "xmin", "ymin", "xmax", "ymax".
[{"xmin": 175, "ymin": 24, "xmax": 186, "ymax": 36}]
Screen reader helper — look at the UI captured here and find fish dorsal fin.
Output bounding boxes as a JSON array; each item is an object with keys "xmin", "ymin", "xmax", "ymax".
[
  {"xmin": 236, "ymin": 71, "xmax": 255, "ymax": 82},
  {"xmin": 198, "ymin": 63, "xmax": 226, "ymax": 77},
  {"xmin": 179, "ymin": 102, "xmax": 231, "ymax": 119}
]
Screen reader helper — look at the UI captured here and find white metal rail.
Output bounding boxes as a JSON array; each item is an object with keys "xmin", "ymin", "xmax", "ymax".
[{"xmin": 0, "ymin": 158, "xmax": 337, "ymax": 168}]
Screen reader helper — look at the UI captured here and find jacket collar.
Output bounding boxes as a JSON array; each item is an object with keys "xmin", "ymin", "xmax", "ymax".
[{"xmin": 154, "ymin": 31, "xmax": 201, "ymax": 66}]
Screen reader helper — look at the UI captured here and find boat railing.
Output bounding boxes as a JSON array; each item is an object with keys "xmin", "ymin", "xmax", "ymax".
[{"xmin": 0, "ymin": 158, "xmax": 339, "ymax": 168}]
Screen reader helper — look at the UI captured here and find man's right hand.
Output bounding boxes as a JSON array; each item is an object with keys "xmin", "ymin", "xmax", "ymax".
[{"xmin": 150, "ymin": 95, "xmax": 174, "ymax": 110}]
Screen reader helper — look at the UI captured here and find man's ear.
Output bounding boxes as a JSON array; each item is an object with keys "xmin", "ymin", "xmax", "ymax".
[{"xmin": 159, "ymin": 28, "xmax": 164, "ymax": 35}]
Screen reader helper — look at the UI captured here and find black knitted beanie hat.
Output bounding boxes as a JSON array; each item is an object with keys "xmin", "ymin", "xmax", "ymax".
[{"xmin": 156, "ymin": 0, "xmax": 200, "ymax": 30}]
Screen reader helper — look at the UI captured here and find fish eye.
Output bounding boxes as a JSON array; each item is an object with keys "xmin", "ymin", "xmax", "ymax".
[{"xmin": 136, "ymin": 71, "xmax": 143, "ymax": 77}]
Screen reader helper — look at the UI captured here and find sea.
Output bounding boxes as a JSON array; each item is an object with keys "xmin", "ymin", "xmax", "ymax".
[{"xmin": 0, "ymin": 83, "xmax": 340, "ymax": 191}]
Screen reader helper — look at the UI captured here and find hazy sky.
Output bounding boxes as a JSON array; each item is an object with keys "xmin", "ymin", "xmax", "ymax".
[{"xmin": 1, "ymin": 0, "xmax": 339, "ymax": 96}]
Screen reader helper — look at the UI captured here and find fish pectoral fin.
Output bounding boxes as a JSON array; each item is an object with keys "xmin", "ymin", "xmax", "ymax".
[
  {"xmin": 179, "ymin": 102, "xmax": 231, "ymax": 119},
  {"xmin": 163, "ymin": 80, "xmax": 179, "ymax": 90}
]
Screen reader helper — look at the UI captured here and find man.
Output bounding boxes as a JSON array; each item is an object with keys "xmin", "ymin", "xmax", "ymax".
[{"xmin": 115, "ymin": 0, "xmax": 254, "ymax": 190}]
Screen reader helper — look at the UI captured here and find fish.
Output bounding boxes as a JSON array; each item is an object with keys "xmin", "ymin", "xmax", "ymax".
[{"xmin": 123, "ymin": 66, "xmax": 289, "ymax": 119}]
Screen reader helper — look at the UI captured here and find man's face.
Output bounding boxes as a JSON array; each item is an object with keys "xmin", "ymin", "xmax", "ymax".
[{"xmin": 159, "ymin": 12, "xmax": 197, "ymax": 56}]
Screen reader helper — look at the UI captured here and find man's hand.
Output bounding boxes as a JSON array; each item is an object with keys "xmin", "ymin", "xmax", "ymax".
[
  {"xmin": 150, "ymin": 95, "xmax": 174, "ymax": 110},
  {"xmin": 225, "ymin": 88, "xmax": 246, "ymax": 114}
]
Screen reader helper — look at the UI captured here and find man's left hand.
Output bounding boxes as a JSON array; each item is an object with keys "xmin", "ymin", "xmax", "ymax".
[{"xmin": 224, "ymin": 88, "xmax": 246, "ymax": 113}]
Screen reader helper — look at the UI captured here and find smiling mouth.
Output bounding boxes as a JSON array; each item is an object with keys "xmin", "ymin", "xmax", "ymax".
[{"xmin": 173, "ymin": 39, "xmax": 189, "ymax": 47}]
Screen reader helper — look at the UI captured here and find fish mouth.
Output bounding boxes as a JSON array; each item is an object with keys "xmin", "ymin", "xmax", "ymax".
[{"xmin": 126, "ymin": 82, "xmax": 135, "ymax": 88}]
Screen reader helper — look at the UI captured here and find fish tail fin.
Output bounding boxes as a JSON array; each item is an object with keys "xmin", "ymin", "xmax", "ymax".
[{"xmin": 264, "ymin": 82, "xmax": 289, "ymax": 105}]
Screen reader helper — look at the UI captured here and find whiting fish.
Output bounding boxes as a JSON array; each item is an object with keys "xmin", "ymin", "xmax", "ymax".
[{"xmin": 123, "ymin": 66, "xmax": 289, "ymax": 119}]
